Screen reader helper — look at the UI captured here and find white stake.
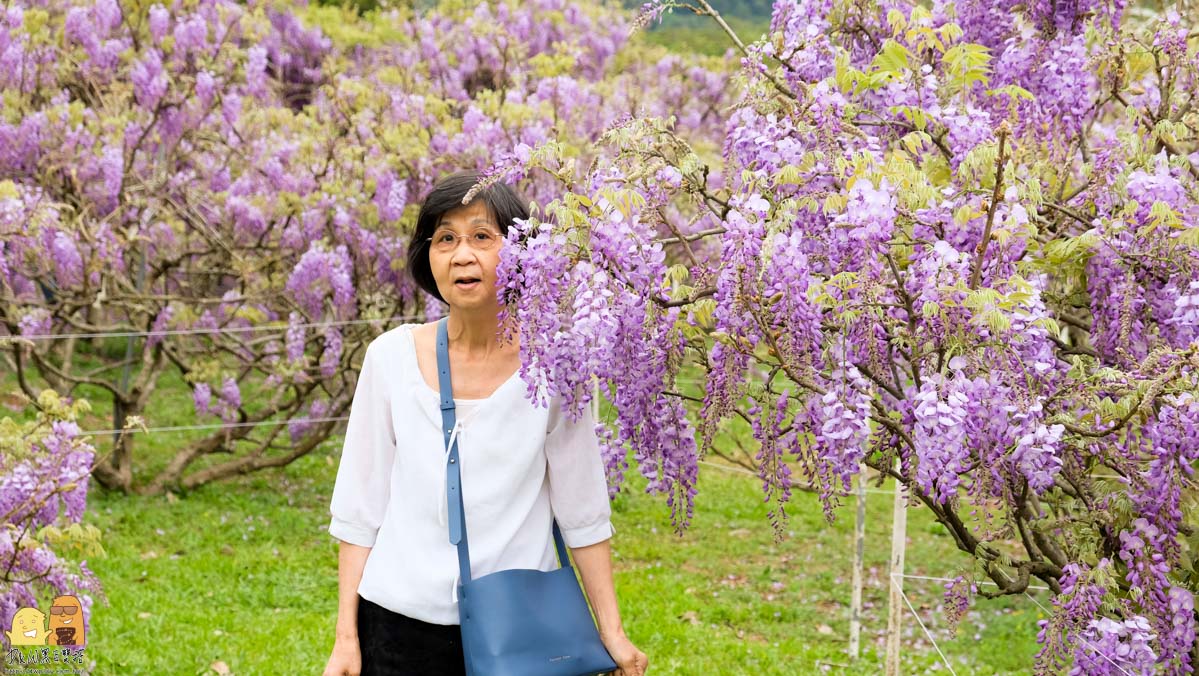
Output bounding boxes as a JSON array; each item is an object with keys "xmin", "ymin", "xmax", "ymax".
[
  {"xmin": 849, "ymin": 465, "xmax": 866, "ymax": 660},
  {"xmin": 885, "ymin": 473, "xmax": 907, "ymax": 676}
]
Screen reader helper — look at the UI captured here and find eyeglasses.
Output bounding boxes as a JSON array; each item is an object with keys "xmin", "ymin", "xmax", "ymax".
[
  {"xmin": 427, "ymin": 228, "xmax": 501, "ymax": 253},
  {"xmin": 50, "ymin": 606, "xmax": 78, "ymax": 615}
]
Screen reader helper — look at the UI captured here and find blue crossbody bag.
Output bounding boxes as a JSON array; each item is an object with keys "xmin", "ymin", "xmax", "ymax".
[{"xmin": 435, "ymin": 317, "xmax": 619, "ymax": 676}]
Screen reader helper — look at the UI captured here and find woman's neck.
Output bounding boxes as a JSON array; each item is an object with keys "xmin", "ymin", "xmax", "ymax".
[{"xmin": 445, "ymin": 307, "xmax": 514, "ymax": 358}]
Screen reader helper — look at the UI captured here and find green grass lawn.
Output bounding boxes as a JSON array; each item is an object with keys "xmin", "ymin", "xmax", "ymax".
[{"xmin": 73, "ymin": 444, "xmax": 1044, "ymax": 674}]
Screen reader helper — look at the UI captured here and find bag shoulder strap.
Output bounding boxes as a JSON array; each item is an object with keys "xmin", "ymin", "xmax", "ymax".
[{"xmin": 437, "ymin": 317, "xmax": 570, "ymax": 586}]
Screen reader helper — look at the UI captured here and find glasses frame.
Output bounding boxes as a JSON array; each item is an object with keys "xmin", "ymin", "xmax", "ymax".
[{"xmin": 426, "ymin": 227, "xmax": 503, "ymax": 253}]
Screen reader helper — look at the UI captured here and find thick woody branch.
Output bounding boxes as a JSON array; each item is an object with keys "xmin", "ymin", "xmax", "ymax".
[{"xmin": 970, "ymin": 124, "xmax": 1010, "ymax": 290}]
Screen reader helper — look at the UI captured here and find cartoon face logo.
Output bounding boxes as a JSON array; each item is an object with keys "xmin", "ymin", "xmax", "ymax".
[
  {"xmin": 46, "ymin": 595, "xmax": 85, "ymax": 647},
  {"xmin": 4, "ymin": 606, "xmax": 48, "ymax": 646}
]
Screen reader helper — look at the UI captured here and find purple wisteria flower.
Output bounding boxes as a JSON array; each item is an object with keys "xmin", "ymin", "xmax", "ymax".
[{"xmin": 131, "ymin": 48, "xmax": 168, "ymax": 111}]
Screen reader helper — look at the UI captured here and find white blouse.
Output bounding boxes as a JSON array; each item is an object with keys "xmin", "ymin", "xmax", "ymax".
[{"xmin": 327, "ymin": 323, "xmax": 614, "ymax": 625}]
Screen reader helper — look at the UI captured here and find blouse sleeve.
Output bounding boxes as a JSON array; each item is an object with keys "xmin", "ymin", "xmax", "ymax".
[
  {"xmin": 545, "ymin": 400, "xmax": 615, "ymax": 548},
  {"xmin": 328, "ymin": 340, "xmax": 396, "ymax": 547}
]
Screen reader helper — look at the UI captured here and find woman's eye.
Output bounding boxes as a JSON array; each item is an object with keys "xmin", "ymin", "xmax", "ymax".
[
  {"xmin": 475, "ymin": 232, "xmax": 492, "ymax": 241},
  {"xmin": 438, "ymin": 233, "xmax": 455, "ymax": 242}
]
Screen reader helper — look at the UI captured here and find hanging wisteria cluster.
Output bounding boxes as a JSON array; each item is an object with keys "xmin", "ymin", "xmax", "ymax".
[{"xmin": 488, "ymin": 0, "xmax": 1198, "ymax": 672}]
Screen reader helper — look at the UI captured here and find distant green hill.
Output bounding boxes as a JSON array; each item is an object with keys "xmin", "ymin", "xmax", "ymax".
[
  {"xmin": 313, "ymin": 1, "xmax": 773, "ymax": 56},
  {"xmin": 624, "ymin": 0, "xmax": 774, "ymax": 21},
  {"xmin": 626, "ymin": 1, "xmax": 774, "ymax": 56}
]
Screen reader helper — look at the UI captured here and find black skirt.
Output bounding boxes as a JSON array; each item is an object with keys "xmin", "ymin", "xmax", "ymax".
[{"xmin": 356, "ymin": 594, "xmax": 467, "ymax": 676}]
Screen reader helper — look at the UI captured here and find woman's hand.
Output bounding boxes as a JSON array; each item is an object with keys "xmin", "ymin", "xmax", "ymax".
[
  {"xmin": 603, "ymin": 630, "xmax": 648, "ymax": 676},
  {"xmin": 322, "ymin": 635, "xmax": 362, "ymax": 676}
]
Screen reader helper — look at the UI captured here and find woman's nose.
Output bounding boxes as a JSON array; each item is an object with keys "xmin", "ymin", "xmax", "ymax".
[{"xmin": 450, "ymin": 244, "xmax": 478, "ymax": 262}]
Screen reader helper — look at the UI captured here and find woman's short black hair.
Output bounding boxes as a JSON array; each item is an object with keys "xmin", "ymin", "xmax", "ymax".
[{"xmin": 406, "ymin": 171, "xmax": 529, "ymax": 304}]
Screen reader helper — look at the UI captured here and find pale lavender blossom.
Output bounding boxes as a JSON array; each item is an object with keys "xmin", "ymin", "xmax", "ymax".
[
  {"xmin": 319, "ymin": 327, "xmax": 342, "ymax": 378},
  {"xmin": 285, "ymin": 312, "xmax": 306, "ymax": 363},
  {"xmin": 47, "ymin": 230, "xmax": 83, "ymax": 288},
  {"xmin": 131, "ymin": 48, "xmax": 169, "ymax": 110},
  {"xmin": 173, "ymin": 14, "xmax": 208, "ymax": 55},
  {"xmin": 148, "ymin": 4, "xmax": 170, "ymax": 43},
  {"xmin": 193, "ymin": 383, "xmax": 212, "ymax": 416},
  {"xmin": 245, "ymin": 46, "xmax": 268, "ymax": 97},
  {"xmin": 18, "ymin": 310, "xmax": 50, "ymax": 337},
  {"xmin": 147, "ymin": 305, "xmax": 175, "ymax": 348}
]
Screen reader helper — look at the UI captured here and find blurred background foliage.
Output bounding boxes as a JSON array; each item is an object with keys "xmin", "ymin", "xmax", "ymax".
[{"xmin": 311, "ymin": 0, "xmax": 773, "ymax": 56}]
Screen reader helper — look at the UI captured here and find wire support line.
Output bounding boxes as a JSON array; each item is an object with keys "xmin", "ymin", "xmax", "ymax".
[
  {"xmin": 890, "ymin": 572, "xmax": 958, "ymax": 675},
  {"xmin": 77, "ymin": 415, "xmax": 350, "ymax": 438},
  {"xmin": 3, "ymin": 314, "xmax": 427, "ymax": 342}
]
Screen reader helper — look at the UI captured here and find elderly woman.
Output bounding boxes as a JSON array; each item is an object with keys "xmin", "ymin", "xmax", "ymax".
[{"xmin": 323, "ymin": 172, "xmax": 647, "ymax": 676}]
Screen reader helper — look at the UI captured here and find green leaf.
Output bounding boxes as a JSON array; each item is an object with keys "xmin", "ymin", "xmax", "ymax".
[
  {"xmin": 939, "ymin": 22, "xmax": 964, "ymax": 45},
  {"xmin": 775, "ymin": 164, "xmax": 803, "ymax": 186},
  {"xmin": 871, "ymin": 39, "xmax": 914, "ymax": 77},
  {"xmin": 1043, "ymin": 232, "xmax": 1099, "ymax": 266},
  {"xmin": 986, "ymin": 83, "xmax": 1034, "ymax": 101},
  {"xmin": 1175, "ymin": 226, "xmax": 1199, "ymax": 248},
  {"xmin": 834, "ymin": 51, "xmax": 860, "ymax": 94},
  {"xmin": 900, "ymin": 130, "xmax": 933, "ymax": 154},
  {"xmin": 890, "ymin": 105, "xmax": 929, "ymax": 131},
  {"xmin": 942, "ymin": 43, "xmax": 991, "ymax": 96},
  {"xmin": 666, "ymin": 263, "xmax": 690, "ymax": 287},
  {"xmin": 690, "ymin": 299, "xmax": 716, "ymax": 329},
  {"xmin": 980, "ymin": 309, "xmax": 1011, "ymax": 333}
]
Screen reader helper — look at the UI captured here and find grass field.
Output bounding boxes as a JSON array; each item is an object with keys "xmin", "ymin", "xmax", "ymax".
[
  {"xmin": 74, "ymin": 445, "xmax": 1048, "ymax": 674},
  {"xmin": 72, "ymin": 428, "xmax": 1046, "ymax": 672},
  {"xmin": 4, "ymin": 341, "xmax": 1045, "ymax": 674}
]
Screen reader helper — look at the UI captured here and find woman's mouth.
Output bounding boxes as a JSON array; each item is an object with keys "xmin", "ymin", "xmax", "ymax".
[{"xmin": 455, "ymin": 278, "xmax": 481, "ymax": 290}]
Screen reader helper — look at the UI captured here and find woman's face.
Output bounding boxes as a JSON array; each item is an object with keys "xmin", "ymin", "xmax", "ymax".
[{"xmin": 428, "ymin": 200, "xmax": 505, "ymax": 310}]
